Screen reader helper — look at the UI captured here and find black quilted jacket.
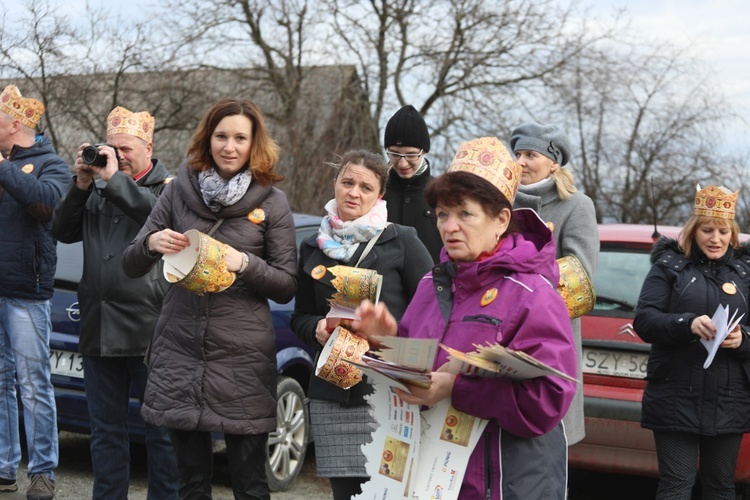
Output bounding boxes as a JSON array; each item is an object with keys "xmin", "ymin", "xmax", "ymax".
[{"xmin": 634, "ymin": 237, "xmax": 750, "ymax": 434}]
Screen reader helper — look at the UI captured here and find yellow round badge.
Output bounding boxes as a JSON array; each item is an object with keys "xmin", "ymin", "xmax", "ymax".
[
  {"xmin": 247, "ymin": 208, "xmax": 266, "ymax": 224},
  {"xmin": 546, "ymin": 221, "xmax": 555, "ymax": 233},
  {"xmin": 722, "ymin": 282, "xmax": 737, "ymax": 295},
  {"xmin": 480, "ymin": 288, "xmax": 498, "ymax": 307},
  {"xmin": 312, "ymin": 265, "xmax": 327, "ymax": 280},
  {"xmin": 21, "ymin": 164, "xmax": 34, "ymax": 174}
]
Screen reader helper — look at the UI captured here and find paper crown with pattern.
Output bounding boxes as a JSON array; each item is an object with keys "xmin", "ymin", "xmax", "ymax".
[
  {"xmin": 106, "ymin": 106, "xmax": 155, "ymax": 143},
  {"xmin": 0, "ymin": 85, "xmax": 45, "ymax": 129},
  {"xmin": 694, "ymin": 184, "xmax": 738, "ymax": 220},
  {"xmin": 162, "ymin": 229, "xmax": 236, "ymax": 295},
  {"xmin": 447, "ymin": 137, "xmax": 522, "ymax": 204}
]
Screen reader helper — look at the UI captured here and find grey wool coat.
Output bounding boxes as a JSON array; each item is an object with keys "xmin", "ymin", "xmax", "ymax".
[
  {"xmin": 121, "ymin": 164, "xmax": 297, "ymax": 435},
  {"xmin": 514, "ymin": 178, "xmax": 599, "ymax": 445}
]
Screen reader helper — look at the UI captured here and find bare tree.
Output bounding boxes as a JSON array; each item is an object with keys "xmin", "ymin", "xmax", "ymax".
[
  {"xmin": 0, "ymin": 0, "xmax": 228, "ymax": 168},
  {"xmin": 321, "ymin": 0, "xmax": 616, "ymax": 169},
  {"xmin": 543, "ymin": 37, "xmax": 729, "ymax": 224},
  {"xmin": 146, "ymin": 0, "xmax": 623, "ymax": 211},
  {"xmin": 726, "ymin": 153, "xmax": 750, "ymax": 230},
  {"xmin": 3, "ymin": 0, "xmax": 739, "ymax": 220},
  {"xmin": 0, "ymin": 0, "xmax": 79, "ymax": 150},
  {"xmin": 151, "ymin": 0, "xmax": 380, "ymax": 211}
]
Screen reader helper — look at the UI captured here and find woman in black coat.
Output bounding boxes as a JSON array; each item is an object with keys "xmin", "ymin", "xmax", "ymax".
[
  {"xmin": 634, "ymin": 185, "xmax": 750, "ymax": 500},
  {"xmin": 291, "ymin": 150, "xmax": 433, "ymax": 499}
]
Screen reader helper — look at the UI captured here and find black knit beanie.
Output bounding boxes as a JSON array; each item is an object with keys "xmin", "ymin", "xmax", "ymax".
[{"xmin": 384, "ymin": 105, "xmax": 431, "ymax": 153}]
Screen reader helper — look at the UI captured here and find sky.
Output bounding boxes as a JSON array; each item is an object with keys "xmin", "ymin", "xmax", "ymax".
[
  {"xmin": 589, "ymin": 0, "xmax": 750, "ymax": 152},
  {"xmin": 6, "ymin": 0, "xmax": 750, "ymax": 153}
]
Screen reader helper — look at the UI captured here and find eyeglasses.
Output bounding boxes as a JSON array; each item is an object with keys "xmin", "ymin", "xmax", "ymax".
[{"xmin": 386, "ymin": 149, "xmax": 423, "ymax": 163}]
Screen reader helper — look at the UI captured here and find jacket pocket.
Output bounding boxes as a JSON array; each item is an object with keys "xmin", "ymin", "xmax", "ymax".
[
  {"xmin": 462, "ymin": 315, "xmax": 503, "ymax": 343},
  {"xmin": 645, "ymin": 344, "xmax": 688, "ymax": 382},
  {"xmin": 646, "ymin": 353, "xmax": 675, "ymax": 382},
  {"xmin": 463, "ymin": 314, "xmax": 502, "ymax": 326}
]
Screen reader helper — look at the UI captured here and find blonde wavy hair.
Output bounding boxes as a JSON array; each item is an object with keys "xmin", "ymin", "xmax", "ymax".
[
  {"xmin": 551, "ymin": 167, "xmax": 577, "ymax": 200},
  {"xmin": 678, "ymin": 214, "xmax": 740, "ymax": 258}
]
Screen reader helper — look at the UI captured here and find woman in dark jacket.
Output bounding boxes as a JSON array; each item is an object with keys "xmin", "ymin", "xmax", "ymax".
[
  {"xmin": 634, "ymin": 184, "xmax": 750, "ymax": 500},
  {"xmin": 122, "ymin": 98, "xmax": 297, "ymax": 499},
  {"xmin": 290, "ymin": 150, "xmax": 433, "ymax": 499}
]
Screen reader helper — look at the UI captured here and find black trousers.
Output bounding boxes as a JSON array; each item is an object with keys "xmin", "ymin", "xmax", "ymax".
[
  {"xmin": 653, "ymin": 430, "xmax": 742, "ymax": 500},
  {"xmin": 168, "ymin": 429, "xmax": 270, "ymax": 500},
  {"xmin": 330, "ymin": 477, "xmax": 367, "ymax": 500}
]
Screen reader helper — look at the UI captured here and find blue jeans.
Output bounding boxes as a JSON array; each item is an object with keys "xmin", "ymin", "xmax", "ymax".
[
  {"xmin": 0, "ymin": 297, "xmax": 58, "ymax": 481},
  {"xmin": 83, "ymin": 355, "xmax": 179, "ymax": 500}
]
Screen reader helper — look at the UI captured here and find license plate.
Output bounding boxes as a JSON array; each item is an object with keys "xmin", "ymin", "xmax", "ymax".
[
  {"xmin": 49, "ymin": 349, "xmax": 84, "ymax": 378},
  {"xmin": 582, "ymin": 347, "xmax": 648, "ymax": 379}
]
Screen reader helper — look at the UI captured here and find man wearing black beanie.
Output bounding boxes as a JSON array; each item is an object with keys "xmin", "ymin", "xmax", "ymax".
[{"xmin": 382, "ymin": 105, "xmax": 442, "ymax": 263}]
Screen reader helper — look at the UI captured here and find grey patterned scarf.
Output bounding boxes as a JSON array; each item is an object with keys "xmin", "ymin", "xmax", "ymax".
[{"xmin": 198, "ymin": 168, "xmax": 253, "ymax": 212}]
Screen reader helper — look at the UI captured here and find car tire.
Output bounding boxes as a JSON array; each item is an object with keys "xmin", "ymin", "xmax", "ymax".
[{"xmin": 266, "ymin": 376, "xmax": 309, "ymax": 492}]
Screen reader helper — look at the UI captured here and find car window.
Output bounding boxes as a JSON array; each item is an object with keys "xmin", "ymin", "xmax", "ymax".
[{"xmin": 594, "ymin": 248, "xmax": 651, "ymax": 312}]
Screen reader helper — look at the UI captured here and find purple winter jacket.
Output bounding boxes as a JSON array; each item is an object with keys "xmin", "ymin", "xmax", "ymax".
[{"xmin": 399, "ymin": 209, "xmax": 577, "ymax": 499}]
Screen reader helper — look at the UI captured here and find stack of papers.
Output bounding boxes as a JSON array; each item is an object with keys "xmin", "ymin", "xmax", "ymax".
[
  {"xmin": 355, "ymin": 354, "xmax": 432, "ymax": 389},
  {"xmin": 701, "ymin": 304, "xmax": 744, "ymax": 369},
  {"xmin": 350, "ymin": 336, "xmax": 438, "ymax": 392},
  {"xmin": 441, "ymin": 343, "xmax": 579, "ymax": 383}
]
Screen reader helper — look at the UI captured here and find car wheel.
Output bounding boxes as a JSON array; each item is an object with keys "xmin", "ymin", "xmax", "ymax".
[{"xmin": 266, "ymin": 376, "xmax": 309, "ymax": 492}]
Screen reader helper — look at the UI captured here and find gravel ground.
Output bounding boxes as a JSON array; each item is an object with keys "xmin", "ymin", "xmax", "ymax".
[
  {"xmin": 4, "ymin": 432, "xmax": 672, "ymax": 499},
  {"xmin": 6, "ymin": 432, "xmax": 331, "ymax": 499}
]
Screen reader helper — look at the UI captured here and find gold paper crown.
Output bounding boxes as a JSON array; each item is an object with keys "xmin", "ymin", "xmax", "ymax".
[
  {"xmin": 0, "ymin": 85, "xmax": 45, "ymax": 129},
  {"xmin": 447, "ymin": 137, "xmax": 522, "ymax": 204},
  {"xmin": 329, "ymin": 266, "xmax": 382, "ymax": 309},
  {"xmin": 694, "ymin": 184, "xmax": 738, "ymax": 220},
  {"xmin": 106, "ymin": 106, "xmax": 155, "ymax": 143}
]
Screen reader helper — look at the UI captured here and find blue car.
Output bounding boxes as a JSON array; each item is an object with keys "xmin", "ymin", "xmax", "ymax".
[{"xmin": 48, "ymin": 213, "xmax": 321, "ymax": 491}]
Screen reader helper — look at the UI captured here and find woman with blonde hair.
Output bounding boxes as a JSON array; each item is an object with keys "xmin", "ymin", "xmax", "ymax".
[
  {"xmin": 634, "ymin": 185, "xmax": 750, "ymax": 499},
  {"xmin": 509, "ymin": 122, "xmax": 599, "ymax": 445}
]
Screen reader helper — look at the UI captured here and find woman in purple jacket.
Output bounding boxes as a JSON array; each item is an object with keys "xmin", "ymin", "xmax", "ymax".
[{"xmin": 355, "ymin": 137, "xmax": 578, "ymax": 499}]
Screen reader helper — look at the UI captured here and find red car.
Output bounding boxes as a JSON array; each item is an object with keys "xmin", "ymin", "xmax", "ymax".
[{"xmin": 570, "ymin": 223, "xmax": 750, "ymax": 497}]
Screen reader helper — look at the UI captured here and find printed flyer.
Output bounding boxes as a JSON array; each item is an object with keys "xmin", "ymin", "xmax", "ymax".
[
  {"xmin": 353, "ymin": 386, "xmax": 487, "ymax": 500},
  {"xmin": 354, "ymin": 386, "xmax": 421, "ymax": 500}
]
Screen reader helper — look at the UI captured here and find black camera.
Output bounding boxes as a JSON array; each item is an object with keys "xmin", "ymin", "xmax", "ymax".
[{"xmin": 81, "ymin": 143, "xmax": 118, "ymax": 168}]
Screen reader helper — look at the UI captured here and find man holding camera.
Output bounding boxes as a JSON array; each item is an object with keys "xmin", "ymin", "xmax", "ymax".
[
  {"xmin": 51, "ymin": 106, "xmax": 179, "ymax": 499},
  {"xmin": 0, "ymin": 85, "xmax": 69, "ymax": 500}
]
